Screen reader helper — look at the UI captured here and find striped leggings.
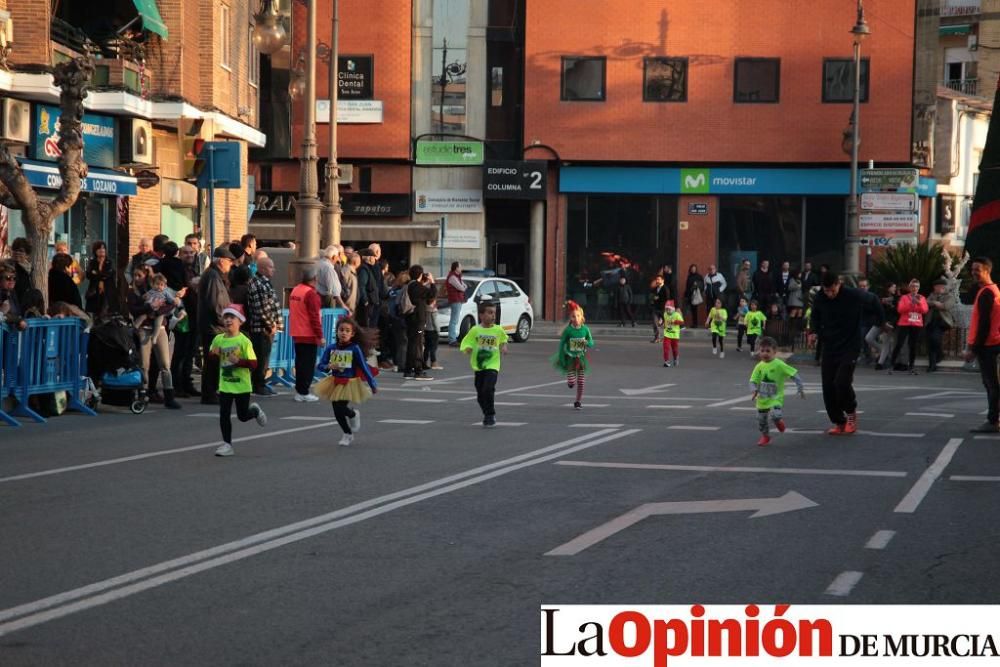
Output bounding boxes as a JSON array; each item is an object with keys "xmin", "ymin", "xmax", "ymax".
[{"xmin": 567, "ymin": 370, "xmax": 585, "ymax": 403}]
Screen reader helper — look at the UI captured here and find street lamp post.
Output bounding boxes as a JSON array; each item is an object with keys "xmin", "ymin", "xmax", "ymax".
[
  {"xmin": 320, "ymin": 0, "xmax": 341, "ymax": 248},
  {"xmin": 845, "ymin": 0, "xmax": 870, "ymax": 275},
  {"xmin": 291, "ymin": 0, "xmax": 322, "ymax": 281}
]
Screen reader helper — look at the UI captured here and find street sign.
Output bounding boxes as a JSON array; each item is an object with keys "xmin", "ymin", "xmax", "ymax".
[
  {"xmin": 860, "ymin": 192, "xmax": 918, "ymax": 212},
  {"xmin": 134, "ymin": 169, "xmax": 160, "ymax": 189},
  {"xmin": 482, "ymin": 160, "xmax": 547, "ymax": 200},
  {"xmin": 860, "ymin": 236, "xmax": 918, "ymax": 247},
  {"xmin": 687, "ymin": 203, "xmax": 709, "ymax": 215},
  {"xmin": 860, "ymin": 168, "xmax": 920, "ymax": 193},
  {"xmin": 859, "ymin": 213, "xmax": 919, "ymax": 234}
]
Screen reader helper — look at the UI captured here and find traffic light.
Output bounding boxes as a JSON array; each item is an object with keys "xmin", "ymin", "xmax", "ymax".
[{"xmin": 182, "ymin": 136, "xmax": 206, "ymax": 181}]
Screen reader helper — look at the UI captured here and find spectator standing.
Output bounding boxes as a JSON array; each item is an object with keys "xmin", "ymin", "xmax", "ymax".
[
  {"xmin": 158, "ymin": 241, "xmax": 186, "ymax": 291},
  {"xmin": 684, "ymin": 264, "xmax": 705, "ymax": 327},
  {"xmin": 356, "ymin": 250, "xmax": 382, "ymax": 328},
  {"xmin": 184, "ymin": 234, "xmax": 210, "ymax": 274},
  {"xmin": 48, "ymin": 253, "xmax": 82, "ymax": 309},
  {"xmin": 289, "ymin": 266, "xmax": 325, "ymax": 402},
  {"xmin": 704, "ymin": 264, "xmax": 728, "ymax": 311},
  {"xmin": 736, "ymin": 259, "xmax": 753, "ymax": 302},
  {"xmin": 446, "ymin": 261, "xmax": 468, "ymax": 346},
  {"xmin": 786, "ymin": 269, "xmax": 804, "ymax": 320},
  {"xmin": 660, "ymin": 264, "xmax": 677, "ymax": 305},
  {"xmin": 404, "ymin": 266, "xmax": 436, "ymax": 380},
  {"xmin": 752, "ymin": 260, "xmax": 776, "ymax": 310},
  {"xmin": 316, "ymin": 245, "xmax": 346, "ymax": 309},
  {"xmin": 171, "ymin": 244, "xmax": 201, "ymax": 398},
  {"xmin": 240, "ymin": 234, "xmax": 258, "ymax": 276},
  {"xmin": 126, "ymin": 237, "xmax": 152, "ymax": 286},
  {"xmin": 228, "ymin": 265, "xmax": 252, "ymax": 312},
  {"xmin": 801, "ymin": 261, "xmax": 820, "ymax": 293},
  {"xmin": 54, "ymin": 240, "xmax": 83, "ymax": 285},
  {"xmin": 247, "ymin": 257, "xmax": 282, "ymax": 396},
  {"xmin": 776, "ymin": 261, "xmax": 792, "ymax": 305},
  {"xmin": 84, "ymin": 241, "xmax": 119, "ymax": 318},
  {"xmin": 866, "ymin": 283, "xmax": 899, "ymax": 371},
  {"xmin": 343, "ymin": 252, "xmax": 361, "ymax": 314},
  {"xmin": 889, "ymin": 278, "xmax": 928, "ymax": 374},
  {"xmin": 925, "ymin": 278, "xmax": 955, "ymax": 373},
  {"xmin": 613, "ymin": 275, "xmax": 636, "ymax": 327},
  {"xmin": 964, "ymin": 257, "xmax": 1000, "ymax": 433},
  {"xmin": 10, "ymin": 238, "xmax": 33, "ymax": 305},
  {"xmin": 197, "ymin": 246, "xmax": 235, "ymax": 404},
  {"xmin": 649, "ymin": 275, "xmax": 669, "ymax": 342}
]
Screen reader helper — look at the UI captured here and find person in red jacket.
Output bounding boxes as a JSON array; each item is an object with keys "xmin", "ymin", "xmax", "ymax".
[
  {"xmin": 964, "ymin": 257, "xmax": 1000, "ymax": 432},
  {"xmin": 289, "ymin": 266, "xmax": 326, "ymax": 402},
  {"xmin": 889, "ymin": 278, "xmax": 929, "ymax": 375}
]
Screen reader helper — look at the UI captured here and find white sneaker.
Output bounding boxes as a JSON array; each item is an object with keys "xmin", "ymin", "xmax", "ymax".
[
  {"xmin": 673, "ymin": 359, "xmax": 680, "ymax": 366},
  {"xmin": 338, "ymin": 433, "xmax": 354, "ymax": 447},
  {"xmin": 349, "ymin": 409, "xmax": 361, "ymax": 433},
  {"xmin": 214, "ymin": 443, "xmax": 234, "ymax": 457},
  {"xmin": 251, "ymin": 402, "xmax": 267, "ymax": 426},
  {"xmin": 720, "ymin": 351, "xmax": 725, "ymax": 359},
  {"xmin": 295, "ymin": 393, "xmax": 319, "ymax": 403},
  {"xmin": 712, "ymin": 347, "xmax": 718, "ymax": 355}
]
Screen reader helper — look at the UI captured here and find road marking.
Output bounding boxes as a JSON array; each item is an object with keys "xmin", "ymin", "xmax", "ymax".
[
  {"xmin": 399, "ymin": 398, "xmax": 448, "ymax": 403},
  {"xmin": 556, "ymin": 460, "xmax": 907, "ymax": 478},
  {"xmin": 280, "ymin": 416, "xmax": 335, "ymax": 421},
  {"xmin": 973, "ymin": 435, "xmax": 1000, "ymax": 440},
  {"xmin": 425, "ymin": 374, "xmax": 473, "ymax": 385},
  {"xmin": 512, "ymin": 393, "xmax": 723, "ymax": 402},
  {"xmin": 857, "ymin": 430, "xmax": 924, "ymax": 438},
  {"xmin": 458, "ymin": 379, "xmax": 568, "ymax": 401},
  {"xmin": 568, "ymin": 424, "xmax": 624, "ymax": 429},
  {"xmin": 667, "ymin": 425, "xmax": 720, "ymax": 431},
  {"xmin": 825, "ymin": 571, "xmax": 864, "ymax": 597},
  {"xmin": 904, "ymin": 412, "xmax": 954, "ymax": 418},
  {"xmin": 619, "ymin": 383, "xmax": 676, "ymax": 396},
  {"xmin": 730, "ymin": 407, "xmax": 758, "ymax": 411},
  {"xmin": 865, "ymin": 530, "xmax": 896, "ymax": 550},
  {"xmin": 378, "ymin": 419, "xmax": 434, "ymax": 425},
  {"xmin": 894, "ymin": 438, "xmax": 963, "ymax": 513},
  {"xmin": 0, "ymin": 428, "xmax": 639, "ymax": 636},
  {"xmin": 907, "ymin": 390, "xmax": 983, "ymax": 400},
  {"xmin": 188, "ymin": 413, "xmax": 219, "ymax": 417},
  {"xmin": 563, "ymin": 403, "xmax": 610, "ymax": 408},
  {"xmin": 707, "ymin": 396, "xmax": 752, "ymax": 408},
  {"xmin": 816, "ymin": 410, "xmax": 865, "ymax": 414},
  {"xmin": 377, "ymin": 387, "xmax": 472, "ymax": 395},
  {"xmin": 785, "ymin": 429, "xmax": 827, "ymax": 435},
  {"xmin": 0, "ymin": 422, "xmax": 338, "ymax": 485},
  {"xmin": 546, "ymin": 492, "xmax": 817, "ymax": 556},
  {"xmin": 493, "ymin": 402, "xmax": 526, "ymax": 406},
  {"xmin": 950, "ymin": 475, "xmax": 1000, "ymax": 482},
  {"xmin": 468, "ymin": 422, "xmax": 526, "ymax": 427},
  {"xmin": 646, "ymin": 405, "xmax": 691, "ymax": 410}
]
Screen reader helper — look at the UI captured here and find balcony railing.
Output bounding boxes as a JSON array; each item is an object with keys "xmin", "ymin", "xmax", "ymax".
[
  {"xmin": 50, "ymin": 16, "xmax": 150, "ymax": 97},
  {"xmin": 945, "ymin": 78, "xmax": 978, "ymax": 96}
]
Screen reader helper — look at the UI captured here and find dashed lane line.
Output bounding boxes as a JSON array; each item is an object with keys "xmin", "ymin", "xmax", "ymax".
[
  {"xmin": 568, "ymin": 424, "xmax": 625, "ymax": 429},
  {"xmin": 865, "ymin": 530, "xmax": 896, "ymax": 550},
  {"xmin": 398, "ymin": 398, "xmax": 449, "ymax": 403},
  {"xmin": 825, "ymin": 571, "xmax": 864, "ymax": 597},
  {"xmin": 467, "ymin": 422, "xmax": 527, "ymax": 427},
  {"xmin": 379, "ymin": 419, "xmax": 435, "ymax": 425},
  {"xmin": 950, "ymin": 475, "xmax": 1000, "ymax": 482},
  {"xmin": 666, "ymin": 425, "xmax": 720, "ymax": 431},
  {"xmin": 904, "ymin": 412, "xmax": 954, "ymax": 418},
  {"xmin": 555, "ymin": 460, "xmax": 907, "ymax": 478},
  {"xmin": 457, "ymin": 380, "xmax": 568, "ymax": 402},
  {"xmin": 280, "ymin": 417, "xmax": 335, "ymax": 421},
  {"xmin": 894, "ymin": 438, "xmax": 964, "ymax": 513},
  {"xmin": 563, "ymin": 403, "xmax": 610, "ymax": 408},
  {"xmin": 646, "ymin": 405, "xmax": 691, "ymax": 410}
]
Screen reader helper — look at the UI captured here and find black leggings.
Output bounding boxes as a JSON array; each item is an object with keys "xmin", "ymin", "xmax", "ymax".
[
  {"xmin": 891, "ymin": 327, "xmax": 921, "ymax": 369},
  {"xmin": 332, "ymin": 400, "xmax": 356, "ymax": 434},
  {"xmin": 474, "ymin": 370, "xmax": 498, "ymax": 417},
  {"xmin": 712, "ymin": 332, "xmax": 725, "ymax": 352},
  {"xmin": 219, "ymin": 393, "xmax": 258, "ymax": 444}
]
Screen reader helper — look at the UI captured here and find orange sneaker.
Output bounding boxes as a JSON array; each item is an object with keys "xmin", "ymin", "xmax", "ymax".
[
  {"xmin": 844, "ymin": 413, "xmax": 858, "ymax": 434},
  {"xmin": 827, "ymin": 423, "xmax": 845, "ymax": 435},
  {"xmin": 775, "ymin": 419, "xmax": 786, "ymax": 433},
  {"xmin": 757, "ymin": 434, "xmax": 771, "ymax": 447}
]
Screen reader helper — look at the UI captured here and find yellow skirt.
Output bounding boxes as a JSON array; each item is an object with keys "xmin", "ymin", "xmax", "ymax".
[{"xmin": 314, "ymin": 376, "xmax": 373, "ymax": 403}]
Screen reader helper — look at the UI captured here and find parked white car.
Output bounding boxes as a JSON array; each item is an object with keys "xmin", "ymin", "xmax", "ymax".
[{"xmin": 434, "ymin": 276, "xmax": 533, "ymax": 342}]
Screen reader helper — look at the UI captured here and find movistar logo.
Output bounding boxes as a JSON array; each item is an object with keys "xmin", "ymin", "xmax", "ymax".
[{"xmin": 681, "ymin": 168, "xmax": 710, "ymax": 193}]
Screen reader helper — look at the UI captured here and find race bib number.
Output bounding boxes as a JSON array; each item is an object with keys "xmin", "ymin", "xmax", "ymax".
[
  {"xmin": 569, "ymin": 337, "xmax": 587, "ymax": 353},
  {"xmin": 218, "ymin": 346, "xmax": 241, "ymax": 368},
  {"xmin": 328, "ymin": 350, "xmax": 353, "ymax": 371},
  {"xmin": 758, "ymin": 382, "xmax": 778, "ymax": 398},
  {"xmin": 908, "ymin": 311, "xmax": 922, "ymax": 324},
  {"xmin": 664, "ymin": 323, "xmax": 678, "ymax": 334},
  {"xmin": 477, "ymin": 334, "xmax": 498, "ymax": 351}
]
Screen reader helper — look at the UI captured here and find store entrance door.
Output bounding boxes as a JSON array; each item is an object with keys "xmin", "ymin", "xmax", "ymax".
[{"xmin": 493, "ymin": 242, "xmax": 526, "ymax": 285}]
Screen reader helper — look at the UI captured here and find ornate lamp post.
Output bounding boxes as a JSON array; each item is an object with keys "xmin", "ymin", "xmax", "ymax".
[
  {"xmin": 845, "ymin": 0, "xmax": 870, "ymax": 275},
  {"xmin": 252, "ymin": 0, "xmax": 287, "ymax": 56},
  {"xmin": 320, "ymin": 0, "xmax": 341, "ymax": 249}
]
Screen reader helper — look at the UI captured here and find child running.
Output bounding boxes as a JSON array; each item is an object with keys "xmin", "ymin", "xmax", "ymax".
[
  {"xmin": 209, "ymin": 306, "xmax": 267, "ymax": 457},
  {"xmin": 460, "ymin": 299, "xmax": 509, "ymax": 427},
  {"xmin": 662, "ymin": 300, "xmax": 684, "ymax": 367},
  {"xmin": 749, "ymin": 336, "xmax": 806, "ymax": 447},
  {"xmin": 707, "ymin": 297, "xmax": 728, "ymax": 359},
  {"xmin": 745, "ymin": 299, "xmax": 767, "ymax": 356},
  {"xmin": 735, "ymin": 297, "xmax": 749, "ymax": 352},
  {"xmin": 314, "ymin": 317, "xmax": 379, "ymax": 447},
  {"xmin": 551, "ymin": 300, "xmax": 594, "ymax": 410}
]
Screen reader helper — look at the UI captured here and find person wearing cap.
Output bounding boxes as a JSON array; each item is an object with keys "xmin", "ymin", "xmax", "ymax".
[
  {"xmin": 289, "ymin": 266, "xmax": 325, "ymax": 402},
  {"xmin": 208, "ymin": 305, "xmax": 268, "ymax": 456},
  {"xmin": 925, "ymin": 277, "xmax": 955, "ymax": 373},
  {"xmin": 197, "ymin": 245, "xmax": 235, "ymax": 404},
  {"xmin": 355, "ymin": 249, "xmax": 381, "ymax": 328},
  {"xmin": 316, "ymin": 245, "xmax": 346, "ymax": 310}
]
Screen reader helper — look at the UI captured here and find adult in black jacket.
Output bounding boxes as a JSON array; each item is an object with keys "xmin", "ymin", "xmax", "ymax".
[
  {"xmin": 649, "ymin": 275, "xmax": 669, "ymax": 342},
  {"xmin": 404, "ymin": 265, "xmax": 436, "ymax": 379},
  {"xmin": 809, "ymin": 272, "xmax": 887, "ymax": 435},
  {"xmin": 48, "ymin": 254, "xmax": 82, "ymax": 309},
  {"xmin": 158, "ymin": 241, "xmax": 186, "ymax": 291},
  {"xmin": 84, "ymin": 241, "xmax": 120, "ymax": 317},
  {"xmin": 752, "ymin": 260, "xmax": 776, "ymax": 309},
  {"xmin": 355, "ymin": 251, "xmax": 382, "ymax": 328},
  {"xmin": 684, "ymin": 264, "xmax": 705, "ymax": 327}
]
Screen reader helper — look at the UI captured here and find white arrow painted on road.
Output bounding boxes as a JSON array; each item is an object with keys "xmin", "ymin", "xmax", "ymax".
[
  {"xmin": 545, "ymin": 491, "xmax": 818, "ymax": 556},
  {"xmin": 619, "ymin": 383, "xmax": 676, "ymax": 396}
]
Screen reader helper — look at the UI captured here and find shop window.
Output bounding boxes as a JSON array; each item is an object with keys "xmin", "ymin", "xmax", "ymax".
[
  {"xmin": 822, "ymin": 58, "xmax": 869, "ymax": 103},
  {"xmin": 644, "ymin": 57, "xmax": 688, "ymax": 102},
  {"xmin": 220, "ymin": 5, "xmax": 232, "ymax": 71},
  {"xmin": 718, "ymin": 196, "xmax": 802, "ymax": 279},
  {"xmin": 432, "ymin": 0, "xmax": 470, "ymax": 133},
  {"xmin": 561, "ymin": 57, "xmax": 606, "ymax": 101},
  {"xmin": 734, "ymin": 58, "xmax": 780, "ymax": 103},
  {"xmin": 249, "ymin": 25, "xmax": 260, "ymax": 87}
]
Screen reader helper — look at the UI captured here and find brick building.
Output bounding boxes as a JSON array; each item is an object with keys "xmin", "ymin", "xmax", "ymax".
[{"xmin": 0, "ymin": 0, "xmax": 262, "ymax": 270}]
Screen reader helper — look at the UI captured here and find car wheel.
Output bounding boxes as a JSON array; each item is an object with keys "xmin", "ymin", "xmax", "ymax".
[
  {"xmin": 460, "ymin": 315, "xmax": 475, "ymax": 340},
  {"xmin": 513, "ymin": 315, "xmax": 531, "ymax": 342}
]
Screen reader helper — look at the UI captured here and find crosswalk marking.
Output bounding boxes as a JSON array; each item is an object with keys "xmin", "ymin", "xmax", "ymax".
[
  {"xmin": 667, "ymin": 425, "xmax": 720, "ymax": 431},
  {"xmin": 379, "ymin": 419, "xmax": 434, "ymax": 425},
  {"xmin": 568, "ymin": 424, "xmax": 624, "ymax": 428}
]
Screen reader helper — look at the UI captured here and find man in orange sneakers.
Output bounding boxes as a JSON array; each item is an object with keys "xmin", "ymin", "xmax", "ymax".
[{"xmin": 809, "ymin": 272, "xmax": 888, "ymax": 435}]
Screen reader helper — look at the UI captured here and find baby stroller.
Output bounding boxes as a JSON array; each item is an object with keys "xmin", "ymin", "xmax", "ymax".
[{"xmin": 88, "ymin": 316, "xmax": 148, "ymax": 414}]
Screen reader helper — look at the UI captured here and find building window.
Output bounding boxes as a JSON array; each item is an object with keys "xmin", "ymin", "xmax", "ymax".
[
  {"xmin": 734, "ymin": 58, "xmax": 780, "ymax": 103},
  {"xmin": 220, "ymin": 4, "xmax": 232, "ymax": 71},
  {"xmin": 561, "ymin": 57, "xmax": 606, "ymax": 101},
  {"xmin": 248, "ymin": 25, "xmax": 259, "ymax": 87},
  {"xmin": 643, "ymin": 57, "xmax": 688, "ymax": 102},
  {"xmin": 823, "ymin": 58, "xmax": 870, "ymax": 103}
]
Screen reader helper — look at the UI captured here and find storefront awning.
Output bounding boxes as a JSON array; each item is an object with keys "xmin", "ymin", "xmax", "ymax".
[
  {"xmin": 939, "ymin": 24, "xmax": 972, "ymax": 35},
  {"xmin": 16, "ymin": 158, "xmax": 138, "ymax": 197},
  {"xmin": 249, "ymin": 220, "xmax": 441, "ymax": 243},
  {"xmin": 131, "ymin": 0, "xmax": 169, "ymax": 39}
]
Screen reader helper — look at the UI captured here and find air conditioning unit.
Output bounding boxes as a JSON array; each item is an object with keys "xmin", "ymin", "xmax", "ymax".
[
  {"xmin": 0, "ymin": 98, "xmax": 29, "ymax": 144},
  {"xmin": 120, "ymin": 118, "xmax": 153, "ymax": 165}
]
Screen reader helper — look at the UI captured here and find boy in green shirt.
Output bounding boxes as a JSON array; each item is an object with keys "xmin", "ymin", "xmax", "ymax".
[
  {"xmin": 662, "ymin": 300, "xmax": 685, "ymax": 367},
  {"xmin": 744, "ymin": 299, "xmax": 767, "ymax": 356},
  {"xmin": 460, "ymin": 299, "xmax": 509, "ymax": 428},
  {"xmin": 749, "ymin": 336, "xmax": 805, "ymax": 446},
  {"xmin": 706, "ymin": 297, "xmax": 729, "ymax": 359},
  {"xmin": 209, "ymin": 306, "xmax": 268, "ymax": 456}
]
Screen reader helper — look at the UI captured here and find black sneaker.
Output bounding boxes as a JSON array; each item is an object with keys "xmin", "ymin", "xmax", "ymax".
[
  {"xmin": 483, "ymin": 415, "xmax": 497, "ymax": 428},
  {"xmin": 969, "ymin": 421, "xmax": 1000, "ymax": 434},
  {"xmin": 874, "ymin": 363, "xmax": 884, "ymax": 371},
  {"xmin": 573, "ymin": 402, "xmax": 582, "ymax": 410},
  {"xmin": 414, "ymin": 374, "xmax": 434, "ymax": 381}
]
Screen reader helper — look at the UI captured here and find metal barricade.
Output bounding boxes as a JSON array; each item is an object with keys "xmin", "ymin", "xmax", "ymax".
[
  {"xmin": 267, "ymin": 310, "xmax": 295, "ymax": 387},
  {"xmin": 0, "ymin": 321, "xmax": 18, "ymax": 427},
  {"xmin": 8, "ymin": 318, "xmax": 97, "ymax": 424}
]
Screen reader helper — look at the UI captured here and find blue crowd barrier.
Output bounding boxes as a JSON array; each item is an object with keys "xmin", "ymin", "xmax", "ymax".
[
  {"xmin": 0, "ymin": 322, "xmax": 18, "ymax": 427},
  {"xmin": 266, "ymin": 308, "xmax": 349, "ymax": 387},
  {"xmin": 5, "ymin": 318, "xmax": 96, "ymax": 425}
]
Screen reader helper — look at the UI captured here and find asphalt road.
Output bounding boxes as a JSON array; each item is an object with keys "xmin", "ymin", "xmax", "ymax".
[{"xmin": 1, "ymin": 332, "xmax": 997, "ymax": 665}]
